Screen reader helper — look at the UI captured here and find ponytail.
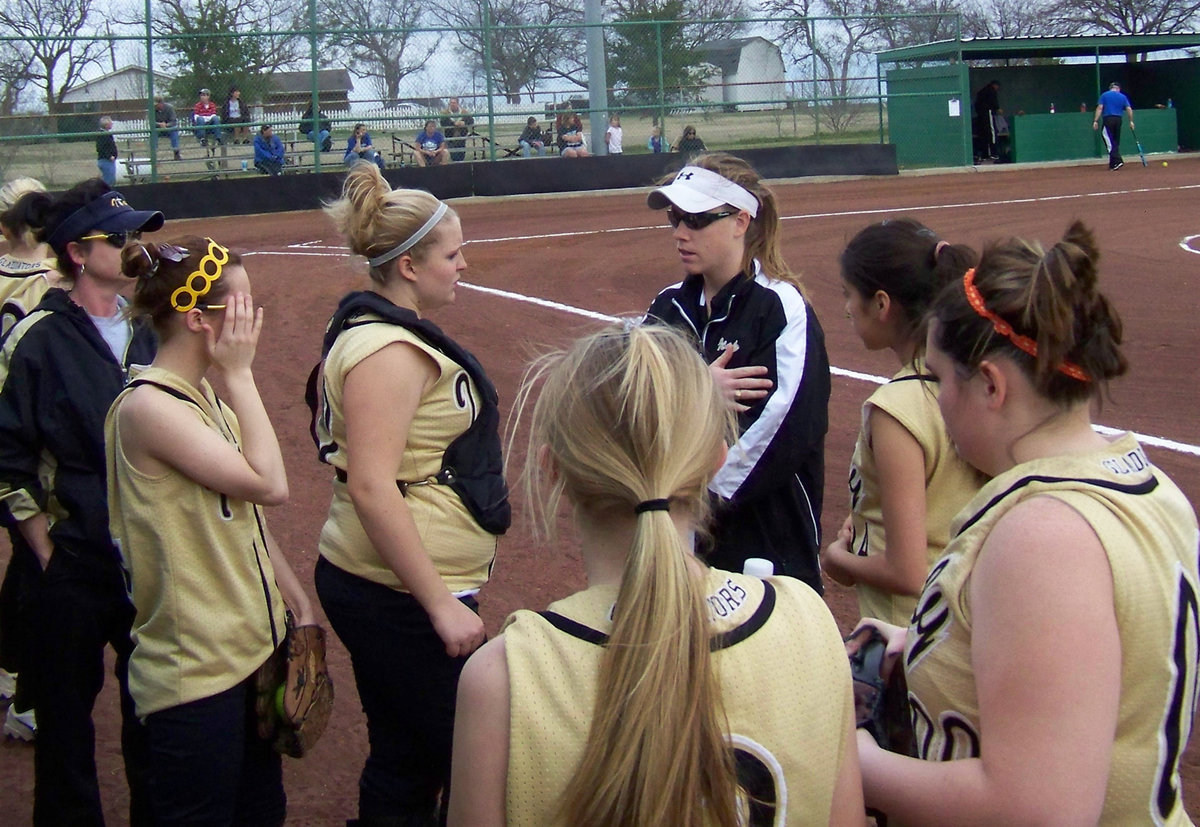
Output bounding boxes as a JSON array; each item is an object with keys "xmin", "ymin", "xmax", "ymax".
[
  {"xmin": 930, "ymin": 220, "xmax": 1126, "ymax": 404},
  {"xmin": 518, "ymin": 324, "xmax": 742, "ymax": 825}
]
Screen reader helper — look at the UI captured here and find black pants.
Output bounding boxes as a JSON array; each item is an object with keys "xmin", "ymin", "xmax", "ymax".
[
  {"xmin": 1102, "ymin": 115, "xmax": 1124, "ymax": 168},
  {"xmin": 315, "ymin": 556, "xmax": 477, "ymax": 826},
  {"xmin": 145, "ymin": 676, "xmax": 285, "ymax": 826},
  {"xmin": 27, "ymin": 549, "xmax": 151, "ymax": 826},
  {"xmin": 0, "ymin": 531, "xmax": 37, "ymax": 711}
]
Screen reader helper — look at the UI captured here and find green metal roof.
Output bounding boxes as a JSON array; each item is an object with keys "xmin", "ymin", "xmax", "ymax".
[{"xmin": 877, "ymin": 33, "xmax": 1200, "ymax": 63}]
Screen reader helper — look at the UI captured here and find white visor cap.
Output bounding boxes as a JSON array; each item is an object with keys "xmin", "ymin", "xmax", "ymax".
[{"xmin": 647, "ymin": 165, "xmax": 759, "ymax": 218}]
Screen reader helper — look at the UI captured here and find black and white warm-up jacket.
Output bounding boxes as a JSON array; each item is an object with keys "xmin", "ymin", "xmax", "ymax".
[
  {"xmin": 0, "ymin": 288, "xmax": 157, "ymax": 573},
  {"xmin": 646, "ymin": 262, "xmax": 831, "ymax": 593}
]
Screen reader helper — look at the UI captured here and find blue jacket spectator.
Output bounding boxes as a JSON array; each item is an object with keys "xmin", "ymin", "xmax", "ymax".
[
  {"xmin": 254, "ymin": 125, "xmax": 286, "ymax": 176},
  {"xmin": 412, "ymin": 120, "xmax": 449, "ymax": 166},
  {"xmin": 344, "ymin": 124, "xmax": 386, "ymax": 171}
]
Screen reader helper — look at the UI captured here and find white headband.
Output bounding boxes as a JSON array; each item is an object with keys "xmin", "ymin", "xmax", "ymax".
[
  {"xmin": 368, "ymin": 202, "xmax": 449, "ymax": 268},
  {"xmin": 646, "ymin": 166, "xmax": 760, "ymax": 218}
]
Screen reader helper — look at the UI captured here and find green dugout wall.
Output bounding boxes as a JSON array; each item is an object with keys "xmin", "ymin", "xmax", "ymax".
[{"xmin": 879, "ymin": 34, "xmax": 1200, "ymax": 167}]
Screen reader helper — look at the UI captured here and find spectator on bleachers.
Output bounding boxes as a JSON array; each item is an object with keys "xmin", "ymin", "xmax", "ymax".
[
  {"xmin": 441, "ymin": 97, "xmax": 474, "ymax": 162},
  {"xmin": 344, "ymin": 123, "xmax": 385, "ymax": 171},
  {"xmin": 154, "ymin": 98, "xmax": 182, "ymax": 161},
  {"xmin": 96, "ymin": 117, "xmax": 118, "ymax": 186},
  {"xmin": 674, "ymin": 125, "xmax": 707, "ymax": 156},
  {"xmin": 299, "ymin": 104, "xmax": 332, "ymax": 153},
  {"xmin": 556, "ymin": 110, "xmax": 588, "ymax": 158},
  {"xmin": 192, "ymin": 88, "xmax": 222, "ymax": 148},
  {"xmin": 254, "ymin": 124, "xmax": 286, "ymax": 176},
  {"xmin": 519, "ymin": 117, "xmax": 545, "ymax": 157},
  {"xmin": 413, "ymin": 120, "xmax": 449, "ymax": 166},
  {"xmin": 647, "ymin": 125, "xmax": 665, "ymax": 154},
  {"xmin": 221, "ymin": 86, "xmax": 251, "ymax": 145}
]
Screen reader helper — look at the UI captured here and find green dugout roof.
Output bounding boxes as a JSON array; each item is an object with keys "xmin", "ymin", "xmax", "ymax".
[{"xmin": 878, "ymin": 32, "xmax": 1200, "ymax": 63}]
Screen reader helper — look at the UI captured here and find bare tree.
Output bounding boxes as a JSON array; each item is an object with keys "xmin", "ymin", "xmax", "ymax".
[
  {"xmin": 1052, "ymin": 0, "xmax": 1200, "ymax": 39},
  {"xmin": 322, "ymin": 3, "xmax": 439, "ymax": 104},
  {"xmin": 0, "ymin": 0, "xmax": 106, "ymax": 112},
  {"xmin": 434, "ymin": 0, "xmax": 585, "ymax": 103},
  {"xmin": 764, "ymin": 0, "xmax": 908, "ymax": 131},
  {"xmin": 961, "ymin": 0, "xmax": 1077, "ymax": 36},
  {"xmin": 0, "ymin": 41, "xmax": 34, "ymax": 115}
]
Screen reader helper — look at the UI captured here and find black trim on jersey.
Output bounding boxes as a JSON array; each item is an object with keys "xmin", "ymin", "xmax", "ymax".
[
  {"xmin": 955, "ymin": 473, "xmax": 1160, "ymax": 537},
  {"xmin": 126, "ymin": 378, "xmax": 280, "ymax": 649},
  {"xmin": 539, "ymin": 581, "xmax": 777, "ymax": 651},
  {"xmin": 307, "ymin": 291, "xmax": 510, "ymax": 535}
]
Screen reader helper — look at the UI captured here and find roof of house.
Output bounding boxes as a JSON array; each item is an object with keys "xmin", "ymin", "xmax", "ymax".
[
  {"xmin": 697, "ymin": 37, "xmax": 778, "ymax": 75},
  {"xmin": 269, "ymin": 69, "xmax": 354, "ymax": 95},
  {"xmin": 877, "ymin": 32, "xmax": 1200, "ymax": 62}
]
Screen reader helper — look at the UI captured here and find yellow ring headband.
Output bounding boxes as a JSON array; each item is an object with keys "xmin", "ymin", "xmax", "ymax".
[{"xmin": 170, "ymin": 238, "xmax": 230, "ymax": 312}]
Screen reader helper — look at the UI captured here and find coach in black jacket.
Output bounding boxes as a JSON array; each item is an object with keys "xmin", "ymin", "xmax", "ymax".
[
  {"xmin": 0, "ymin": 179, "xmax": 160, "ymax": 825},
  {"xmin": 645, "ymin": 158, "xmax": 830, "ymax": 592}
]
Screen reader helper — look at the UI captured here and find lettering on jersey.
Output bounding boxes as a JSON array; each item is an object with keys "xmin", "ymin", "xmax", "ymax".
[
  {"xmin": 715, "ymin": 337, "xmax": 740, "ymax": 355},
  {"xmin": 729, "ymin": 734, "xmax": 785, "ymax": 825},
  {"xmin": 452, "ymin": 371, "xmax": 477, "ymax": 421},
  {"xmin": 707, "ymin": 578, "xmax": 748, "ymax": 620},
  {"xmin": 218, "ymin": 492, "xmax": 234, "ymax": 521},
  {"xmin": 905, "ymin": 557, "xmax": 952, "ymax": 671},
  {"xmin": 848, "ymin": 464, "xmax": 864, "ymax": 512},
  {"xmin": 909, "ymin": 695, "xmax": 980, "ymax": 761},
  {"xmin": 1101, "ymin": 446, "xmax": 1149, "ymax": 475},
  {"xmin": 1154, "ymin": 565, "xmax": 1199, "ymax": 823}
]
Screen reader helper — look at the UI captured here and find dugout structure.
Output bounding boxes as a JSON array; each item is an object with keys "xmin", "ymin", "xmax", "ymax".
[{"xmin": 877, "ymin": 33, "xmax": 1200, "ymax": 168}]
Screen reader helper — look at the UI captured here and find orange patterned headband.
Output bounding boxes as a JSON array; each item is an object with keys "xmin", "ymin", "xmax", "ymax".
[{"xmin": 962, "ymin": 268, "xmax": 1090, "ymax": 382}]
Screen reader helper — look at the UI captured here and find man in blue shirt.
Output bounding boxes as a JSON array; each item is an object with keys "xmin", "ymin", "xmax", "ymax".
[
  {"xmin": 1093, "ymin": 82, "xmax": 1134, "ymax": 170},
  {"xmin": 413, "ymin": 120, "xmax": 450, "ymax": 166},
  {"xmin": 253, "ymin": 124, "xmax": 287, "ymax": 176}
]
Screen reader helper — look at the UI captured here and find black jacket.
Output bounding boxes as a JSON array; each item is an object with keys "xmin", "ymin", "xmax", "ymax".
[
  {"xmin": 0, "ymin": 288, "xmax": 157, "ymax": 568},
  {"xmin": 646, "ymin": 267, "xmax": 830, "ymax": 591}
]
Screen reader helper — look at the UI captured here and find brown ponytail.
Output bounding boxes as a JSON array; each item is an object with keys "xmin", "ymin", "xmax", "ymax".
[{"xmin": 930, "ymin": 220, "xmax": 1126, "ymax": 404}]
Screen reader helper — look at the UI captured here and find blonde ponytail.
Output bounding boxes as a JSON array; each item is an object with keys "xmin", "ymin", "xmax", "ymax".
[{"xmin": 519, "ymin": 324, "xmax": 742, "ymax": 826}]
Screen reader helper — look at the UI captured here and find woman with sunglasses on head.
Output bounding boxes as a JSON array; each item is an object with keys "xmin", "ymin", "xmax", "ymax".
[
  {"xmin": 820, "ymin": 219, "xmax": 985, "ymax": 626},
  {"xmin": 0, "ymin": 178, "xmax": 162, "ymax": 825},
  {"xmin": 858, "ymin": 221, "xmax": 1198, "ymax": 825},
  {"xmin": 105, "ymin": 237, "xmax": 313, "ymax": 825},
  {"xmin": 644, "ymin": 153, "xmax": 831, "ymax": 593},
  {"xmin": 313, "ymin": 164, "xmax": 509, "ymax": 826}
]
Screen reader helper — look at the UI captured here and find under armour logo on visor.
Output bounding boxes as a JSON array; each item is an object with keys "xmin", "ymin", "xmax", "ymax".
[{"xmin": 676, "ymin": 172, "xmax": 694, "ymax": 180}]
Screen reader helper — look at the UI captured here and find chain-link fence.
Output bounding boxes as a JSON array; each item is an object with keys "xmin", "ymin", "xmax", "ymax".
[{"xmin": 0, "ymin": 7, "xmax": 958, "ymax": 187}]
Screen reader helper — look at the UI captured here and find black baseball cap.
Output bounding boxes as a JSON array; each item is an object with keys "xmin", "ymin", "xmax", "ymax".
[{"xmin": 47, "ymin": 191, "xmax": 165, "ymax": 254}]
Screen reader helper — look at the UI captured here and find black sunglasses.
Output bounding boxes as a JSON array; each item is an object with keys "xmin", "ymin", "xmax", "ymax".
[
  {"xmin": 79, "ymin": 230, "xmax": 141, "ymax": 248},
  {"xmin": 666, "ymin": 206, "xmax": 736, "ymax": 231}
]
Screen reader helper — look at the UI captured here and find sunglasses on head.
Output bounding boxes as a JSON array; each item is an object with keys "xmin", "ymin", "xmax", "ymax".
[
  {"xmin": 666, "ymin": 206, "xmax": 736, "ymax": 231},
  {"xmin": 79, "ymin": 230, "xmax": 141, "ymax": 248}
]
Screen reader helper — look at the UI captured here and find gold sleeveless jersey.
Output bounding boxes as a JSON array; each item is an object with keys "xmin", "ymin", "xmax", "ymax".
[
  {"xmin": 848, "ymin": 362, "xmax": 984, "ymax": 625},
  {"xmin": 316, "ymin": 319, "xmax": 495, "ymax": 594},
  {"xmin": 904, "ymin": 432, "xmax": 1198, "ymax": 825},
  {"xmin": 106, "ymin": 367, "xmax": 287, "ymax": 717},
  {"xmin": 0, "ymin": 253, "xmax": 58, "ymax": 338},
  {"xmin": 503, "ymin": 569, "xmax": 854, "ymax": 826}
]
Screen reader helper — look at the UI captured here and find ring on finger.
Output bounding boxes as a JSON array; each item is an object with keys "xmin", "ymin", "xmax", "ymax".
[{"xmin": 734, "ymin": 389, "xmax": 742, "ymax": 400}]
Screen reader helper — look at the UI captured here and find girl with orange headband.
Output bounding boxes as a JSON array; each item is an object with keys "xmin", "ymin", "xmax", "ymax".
[
  {"xmin": 106, "ymin": 237, "xmax": 314, "ymax": 824},
  {"xmin": 856, "ymin": 221, "xmax": 1199, "ymax": 824}
]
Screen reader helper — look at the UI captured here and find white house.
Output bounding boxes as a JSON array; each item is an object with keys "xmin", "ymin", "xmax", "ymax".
[
  {"xmin": 696, "ymin": 37, "xmax": 786, "ymax": 111},
  {"xmin": 61, "ymin": 66, "xmax": 171, "ymax": 112}
]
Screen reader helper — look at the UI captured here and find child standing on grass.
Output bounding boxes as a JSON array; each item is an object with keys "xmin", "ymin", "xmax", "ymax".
[
  {"xmin": 819, "ymin": 218, "xmax": 984, "ymax": 625},
  {"xmin": 605, "ymin": 114, "xmax": 623, "ymax": 155}
]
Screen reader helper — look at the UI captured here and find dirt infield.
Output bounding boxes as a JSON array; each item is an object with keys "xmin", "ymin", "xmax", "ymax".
[{"xmin": 2, "ymin": 157, "xmax": 1199, "ymax": 824}]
